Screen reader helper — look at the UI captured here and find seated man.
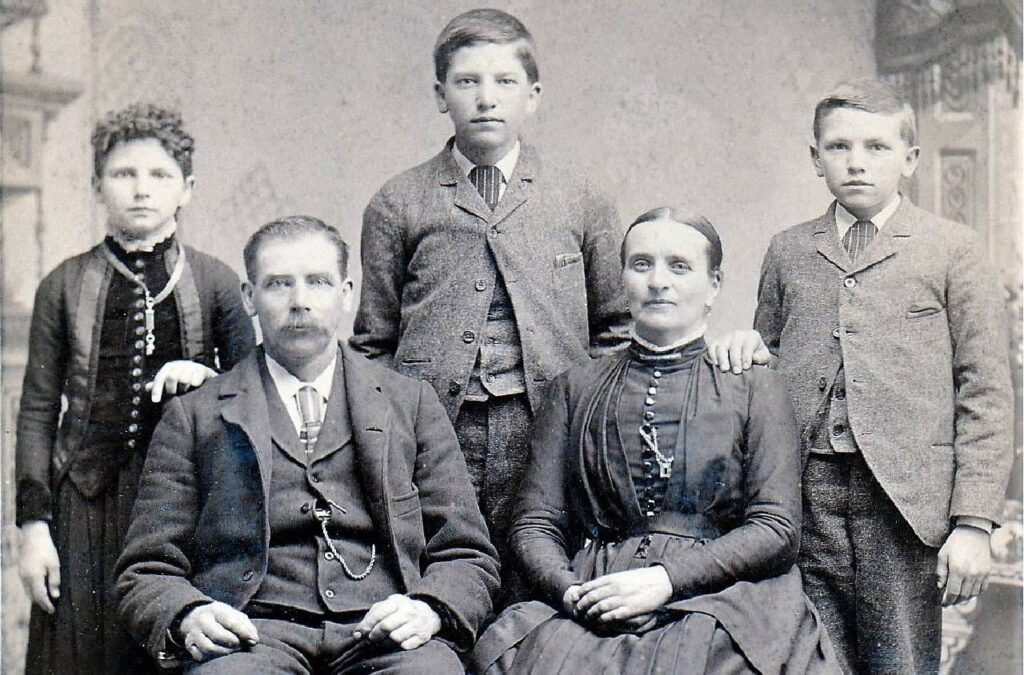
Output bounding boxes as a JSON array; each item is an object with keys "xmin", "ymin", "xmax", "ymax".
[{"xmin": 116, "ymin": 215, "xmax": 500, "ymax": 673}]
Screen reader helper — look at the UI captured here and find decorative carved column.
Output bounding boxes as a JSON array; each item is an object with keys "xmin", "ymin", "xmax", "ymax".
[{"xmin": 1, "ymin": 3, "xmax": 82, "ymax": 673}]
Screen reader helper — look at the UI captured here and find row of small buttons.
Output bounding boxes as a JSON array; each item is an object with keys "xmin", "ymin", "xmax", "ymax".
[{"xmin": 126, "ymin": 259, "xmax": 148, "ymax": 449}]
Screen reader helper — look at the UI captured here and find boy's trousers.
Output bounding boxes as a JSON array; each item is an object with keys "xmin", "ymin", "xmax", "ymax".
[
  {"xmin": 455, "ymin": 394, "xmax": 532, "ymax": 609},
  {"xmin": 800, "ymin": 451, "xmax": 942, "ymax": 674}
]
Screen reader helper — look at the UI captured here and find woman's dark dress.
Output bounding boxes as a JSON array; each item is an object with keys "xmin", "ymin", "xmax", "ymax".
[
  {"xmin": 18, "ymin": 236, "xmax": 254, "ymax": 674},
  {"xmin": 470, "ymin": 339, "xmax": 838, "ymax": 674}
]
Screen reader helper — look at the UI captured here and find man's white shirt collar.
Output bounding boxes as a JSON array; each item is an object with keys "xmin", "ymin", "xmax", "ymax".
[
  {"xmin": 265, "ymin": 352, "xmax": 336, "ymax": 422},
  {"xmin": 835, "ymin": 195, "xmax": 901, "ymax": 239}
]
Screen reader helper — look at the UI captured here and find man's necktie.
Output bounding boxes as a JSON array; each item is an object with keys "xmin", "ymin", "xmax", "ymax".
[
  {"xmin": 296, "ymin": 385, "xmax": 322, "ymax": 453},
  {"xmin": 843, "ymin": 219, "xmax": 877, "ymax": 262},
  {"xmin": 469, "ymin": 165, "xmax": 502, "ymax": 210}
]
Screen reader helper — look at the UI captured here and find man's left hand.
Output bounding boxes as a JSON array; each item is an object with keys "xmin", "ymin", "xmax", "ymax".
[
  {"xmin": 353, "ymin": 594, "xmax": 441, "ymax": 650},
  {"xmin": 937, "ymin": 525, "xmax": 992, "ymax": 606}
]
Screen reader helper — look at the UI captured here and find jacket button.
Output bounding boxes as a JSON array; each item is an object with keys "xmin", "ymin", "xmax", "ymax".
[
  {"xmin": 832, "ymin": 327, "xmax": 841, "ymax": 339},
  {"xmin": 324, "ymin": 551, "xmax": 335, "ymax": 560},
  {"xmin": 242, "ymin": 570, "xmax": 254, "ymax": 581},
  {"xmin": 310, "ymin": 474, "xmax": 321, "ymax": 484},
  {"xmin": 133, "ymin": 312, "xmax": 145, "ymax": 322},
  {"xmin": 135, "ymin": 326, "xmax": 146, "ymax": 336},
  {"xmin": 475, "ymin": 279, "xmax": 487, "ymax": 292},
  {"xmin": 127, "ymin": 423, "xmax": 139, "ymax": 433},
  {"xmin": 844, "ymin": 277, "xmax": 856, "ymax": 288},
  {"xmin": 462, "ymin": 330, "xmax": 476, "ymax": 344},
  {"xmin": 324, "ymin": 589, "xmax": 335, "ymax": 598},
  {"xmin": 818, "ymin": 377, "xmax": 828, "ymax": 390},
  {"xmin": 134, "ymin": 259, "xmax": 145, "ymax": 269},
  {"xmin": 448, "ymin": 381, "xmax": 461, "ymax": 395},
  {"xmin": 300, "ymin": 503, "xmax": 311, "ymax": 514},
  {"xmin": 832, "ymin": 423, "xmax": 846, "ymax": 436},
  {"xmin": 485, "ymin": 374, "xmax": 495, "ymax": 383},
  {"xmin": 134, "ymin": 299, "xmax": 146, "ymax": 310},
  {"xmin": 835, "ymin": 388, "xmax": 846, "ymax": 400}
]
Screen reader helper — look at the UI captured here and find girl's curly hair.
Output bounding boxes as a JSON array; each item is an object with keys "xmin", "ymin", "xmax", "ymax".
[{"xmin": 91, "ymin": 103, "xmax": 194, "ymax": 178}]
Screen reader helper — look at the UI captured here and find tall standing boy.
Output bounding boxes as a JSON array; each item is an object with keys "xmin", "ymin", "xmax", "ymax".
[
  {"xmin": 710, "ymin": 79, "xmax": 1012, "ymax": 673},
  {"xmin": 352, "ymin": 9, "xmax": 629, "ymax": 604}
]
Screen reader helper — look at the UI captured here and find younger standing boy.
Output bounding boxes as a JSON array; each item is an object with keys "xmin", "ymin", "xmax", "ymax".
[
  {"xmin": 352, "ymin": 9, "xmax": 629, "ymax": 604},
  {"xmin": 16, "ymin": 104, "xmax": 254, "ymax": 673},
  {"xmin": 710, "ymin": 79, "xmax": 1012, "ymax": 673}
]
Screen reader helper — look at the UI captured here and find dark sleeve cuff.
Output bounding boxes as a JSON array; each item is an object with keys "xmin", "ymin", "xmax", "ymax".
[
  {"xmin": 16, "ymin": 479, "xmax": 52, "ymax": 526},
  {"xmin": 410, "ymin": 594, "xmax": 464, "ymax": 648}
]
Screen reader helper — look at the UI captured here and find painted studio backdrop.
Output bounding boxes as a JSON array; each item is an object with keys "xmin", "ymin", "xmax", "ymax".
[{"xmin": 1, "ymin": 1, "xmax": 1021, "ymax": 673}]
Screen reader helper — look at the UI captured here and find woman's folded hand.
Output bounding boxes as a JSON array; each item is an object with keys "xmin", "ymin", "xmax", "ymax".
[{"xmin": 572, "ymin": 566, "xmax": 673, "ymax": 624}]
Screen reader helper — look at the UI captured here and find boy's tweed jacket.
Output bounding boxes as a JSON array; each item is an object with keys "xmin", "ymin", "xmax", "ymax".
[
  {"xmin": 754, "ymin": 199, "xmax": 1013, "ymax": 547},
  {"xmin": 351, "ymin": 140, "xmax": 630, "ymax": 420}
]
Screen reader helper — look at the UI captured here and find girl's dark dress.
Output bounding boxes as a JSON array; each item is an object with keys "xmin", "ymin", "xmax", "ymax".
[
  {"xmin": 16, "ymin": 236, "xmax": 254, "ymax": 674},
  {"xmin": 470, "ymin": 339, "xmax": 838, "ymax": 674}
]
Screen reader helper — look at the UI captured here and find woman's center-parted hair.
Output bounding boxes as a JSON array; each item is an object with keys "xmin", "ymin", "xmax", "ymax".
[{"xmin": 620, "ymin": 207, "xmax": 724, "ymax": 276}]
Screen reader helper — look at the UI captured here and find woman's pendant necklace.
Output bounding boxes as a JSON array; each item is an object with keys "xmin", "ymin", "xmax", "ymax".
[
  {"xmin": 640, "ymin": 422, "xmax": 674, "ymax": 478},
  {"xmin": 102, "ymin": 242, "xmax": 186, "ymax": 356}
]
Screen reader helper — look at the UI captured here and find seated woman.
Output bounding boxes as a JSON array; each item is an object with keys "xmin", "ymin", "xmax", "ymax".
[{"xmin": 470, "ymin": 208, "xmax": 838, "ymax": 674}]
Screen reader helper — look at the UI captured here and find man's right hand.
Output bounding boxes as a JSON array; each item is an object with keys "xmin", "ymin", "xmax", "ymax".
[
  {"xmin": 708, "ymin": 330, "xmax": 771, "ymax": 374},
  {"xmin": 178, "ymin": 602, "xmax": 259, "ymax": 662},
  {"xmin": 19, "ymin": 520, "xmax": 60, "ymax": 613}
]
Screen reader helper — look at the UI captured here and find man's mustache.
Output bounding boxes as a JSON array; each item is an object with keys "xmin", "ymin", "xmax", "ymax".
[{"xmin": 280, "ymin": 318, "xmax": 330, "ymax": 335}]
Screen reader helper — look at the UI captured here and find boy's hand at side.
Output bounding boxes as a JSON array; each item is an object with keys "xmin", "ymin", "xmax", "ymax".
[
  {"xmin": 19, "ymin": 520, "xmax": 60, "ymax": 613},
  {"xmin": 708, "ymin": 330, "xmax": 772, "ymax": 373},
  {"xmin": 150, "ymin": 360, "xmax": 218, "ymax": 402},
  {"xmin": 937, "ymin": 524, "xmax": 992, "ymax": 606}
]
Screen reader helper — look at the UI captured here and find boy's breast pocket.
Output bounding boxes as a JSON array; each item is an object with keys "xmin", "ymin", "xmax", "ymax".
[
  {"xmin": 552, "ymin": 252, "xmax": 584, "ymax": 290},
  {"xmin": 905, "ymin": 302, "xmax": 944, "ymax": 319}
]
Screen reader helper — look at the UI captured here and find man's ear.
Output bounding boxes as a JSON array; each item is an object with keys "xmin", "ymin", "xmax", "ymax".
[
  {"xmin": 240, "ymin": 280, "xmax": 257, "ymax": 317},
  {"xmin": 434, "ymin": 82, "xmax": 448, "ymax": 114},
  {"xmin": 340, "ymin": 277, "xmax": 355, "ymax": 313},
  {"xmin": 810, "ymin": 145, "xmax": 824, "ymax": 177}
]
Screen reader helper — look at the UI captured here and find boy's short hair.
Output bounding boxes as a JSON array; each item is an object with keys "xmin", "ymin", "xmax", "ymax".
[
  {"xmin": 244, "ymin": 215, "xmax": 350, "ymax": 283},
  {"xmin": 813, "ymin": 78, "xmax": 917, "ymax": 146},
  {"xmin": 621, "ymin": 206, "xmax": 724, "ymax": 276},
  {"xmin": 433, "ymin": 8, "xmax": 539, "ymax": 83},
  {"xmin": 92, "ymin": 103, "xmax": 194, "ymax": 178}
]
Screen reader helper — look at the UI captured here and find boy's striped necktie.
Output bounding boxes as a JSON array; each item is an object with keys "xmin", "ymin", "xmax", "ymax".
[
  {"xmin": 469, "ymin": 165, "xmax": 502, "ymax": 210},
  {"xmin": 843, "ymin": 219, "xmax": 876, "ymax": 262}
]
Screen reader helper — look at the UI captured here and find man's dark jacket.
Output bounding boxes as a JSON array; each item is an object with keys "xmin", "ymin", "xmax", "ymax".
[{"xmin": 115, "ymin": 343, "xmax": 500, "ymax": 661}]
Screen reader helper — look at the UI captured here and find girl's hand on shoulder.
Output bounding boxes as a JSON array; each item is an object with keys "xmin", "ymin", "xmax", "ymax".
[
  {"xmin": 150, "ymin": 360, "xmax": 218, "ymax": 402},
  {"xmin": 574, "ymin": 566, "xmax": 673, "ymax": 624}
]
